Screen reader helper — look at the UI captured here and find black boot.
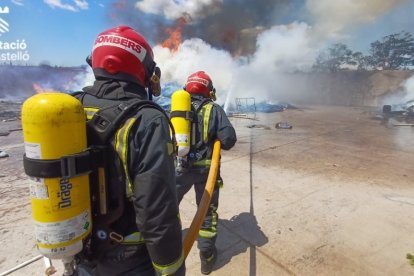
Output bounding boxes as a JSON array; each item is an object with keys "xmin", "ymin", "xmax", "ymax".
[{"xmin": 200, "ymin": 247, "xmax": 217, "ymax": 275}]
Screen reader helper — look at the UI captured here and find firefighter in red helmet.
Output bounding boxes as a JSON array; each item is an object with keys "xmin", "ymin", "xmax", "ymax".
[
  {"xmin": 73, "ymin": 26, "xmax": 185, "ymax": 276},
  {"xmin": 176, "ymin": 71, "xmax": 237, "ymax": 275}
]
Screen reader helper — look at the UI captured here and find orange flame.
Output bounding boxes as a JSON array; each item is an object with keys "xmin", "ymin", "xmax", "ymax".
[
  {"xmin": 32, "ymin": 83, "xmax": 45, "ymax": 94},
  {"xmin": 161, "ymin": 17, "xmax": 188, "ymax": 52}
]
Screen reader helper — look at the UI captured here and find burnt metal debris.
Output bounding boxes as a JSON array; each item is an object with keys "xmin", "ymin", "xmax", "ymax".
[
  {"xmin": 381, "ymin": 100, "xmax": 414, "ymax": 126},
  {"xmin": 246, "ymin": 124, "xmax": 271, "ymax": 130},
  {"xmin": 0, "ymin": 101, "xmax": 22, "ymax": 158},
  {"xmin": 275, "ymin": 122, "xmax": 293, "ymax": 129},
  {"xmin": 0, "ymin": 100, "xmax": 22, "ymax": 121}
]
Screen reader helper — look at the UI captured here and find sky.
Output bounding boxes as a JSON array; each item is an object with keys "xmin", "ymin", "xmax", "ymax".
[
  {"xmin": 1, "ymin": 0, "xmax": 111, "ymax": 66},
  {"xmin": 0, "ymin": 0, "xmax": 413, "ymax": 67},
  {"xmin": 1, "ymin": 0, "xmax": 414, "ymax": 105}
]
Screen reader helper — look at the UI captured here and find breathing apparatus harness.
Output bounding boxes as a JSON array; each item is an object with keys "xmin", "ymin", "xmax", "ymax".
[
  {"xmin": 24, "ymin": 93, "xmax": 176, "ymax": 261},
  {"xmin": 170, "ymin": 97, "xmax": 213, "ymax": 172}
]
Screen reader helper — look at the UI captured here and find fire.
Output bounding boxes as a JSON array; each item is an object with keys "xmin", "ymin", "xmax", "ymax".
[
  {"xmin": 32, "ymin": 83, "xmax": 45, "ymax": 94},
  {"xmin": 161, "ymin": 17, "xmax": 188, "ymax": 52}
]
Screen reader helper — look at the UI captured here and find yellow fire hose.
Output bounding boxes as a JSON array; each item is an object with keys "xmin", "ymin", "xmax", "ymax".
[{"xmin": 183, "ymin": 140, "xmax": 221, "ymax": 258}]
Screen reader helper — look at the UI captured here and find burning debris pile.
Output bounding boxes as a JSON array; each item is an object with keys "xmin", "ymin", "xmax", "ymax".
[
  {"xmin": 0, "ymin": 100, "xmax": 21, "ymax": 122},
  {"xmin": 377, "ymin": 74, "xmax": 414, "ymax": 126},
  {"xmin": 383, "ymin": 100, "xmax": 414, "ymax": 115},
  {"xmin": 154, "ymin": 87, "xmax": 296, "ymax": 116},
  {"xmin": 0, "ymin": 100, "xmax": 22, "ymax": 158},
  {"xmin": 0, "ymin": 65, "xmax": 89, "ymax": 100},
  {"xmin": 381, "ymin": 100, "xmax": 414, "ymax": 125}
]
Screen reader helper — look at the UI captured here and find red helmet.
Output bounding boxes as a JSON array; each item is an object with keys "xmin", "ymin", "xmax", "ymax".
[
  {"xmin": 91, "ymin": 26, "xmax": 156, "ymax": 87},
  {"xmin": 185, "ymin": 71, "xmax": 215, "ymax": 98}
]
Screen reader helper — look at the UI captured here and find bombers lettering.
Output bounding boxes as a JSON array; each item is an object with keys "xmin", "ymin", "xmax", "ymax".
[
  {"xmin": 188, "ymin": 77, "xmax": 209, "ymax": 87},
  {"xmin": 96, "ymin": 35, "xmax": 142, "ymax": 53},
  {"xmin": 94, "ymin": 35, "xmax": 146, "ymax": 62}
]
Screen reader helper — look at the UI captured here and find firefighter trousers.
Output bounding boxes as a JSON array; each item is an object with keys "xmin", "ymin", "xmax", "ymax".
[
  {"xmin": 176, "ymin": 169, "xmax": 221, "ymax": 255},
  {"xmin": 75, "ymin": 243, "xmax": 155, "ymax": 276}
]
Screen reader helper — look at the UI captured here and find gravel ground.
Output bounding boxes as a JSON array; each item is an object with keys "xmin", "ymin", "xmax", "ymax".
[{"xmin": 1, "ymin": 102, "xmax": 414, "ymax": 275}]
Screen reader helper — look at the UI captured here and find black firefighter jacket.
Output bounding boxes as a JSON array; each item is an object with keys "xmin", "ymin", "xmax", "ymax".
[
  {"xmin": 75, "ymin": 79, "xmax": 184, "ymax": 275},
  {"xmin": 191, "ymin": 94, "xmax": 237, "ymax": 167}
]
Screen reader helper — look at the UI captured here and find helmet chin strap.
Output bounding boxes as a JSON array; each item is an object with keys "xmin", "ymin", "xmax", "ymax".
[
  {"xmin": 148, "ymin": 66, "xmax": 161, "ymax": 99},
  {"xmin": 148, "ymin": 74, "xmax": 160, "ymax": 98},
  {"xmin": 209, "ymin": 88, "xmax": 216, "ymax": 101},
  {"xmin": 86, "ymin": 55, "xmax": 92, "ymax": 67}
]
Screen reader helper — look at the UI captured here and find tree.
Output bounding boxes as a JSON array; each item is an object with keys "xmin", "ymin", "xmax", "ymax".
[
  {"xmin": 313, "ymin": 43, "xmax": 354, "ymax": 72},
  {"xmin": 367, "ymin": 31, "xmax": 414, "ymax": 70},
  {"xmin": 350, "ymin": 51, "xmax": 369, "ymax": 71}
]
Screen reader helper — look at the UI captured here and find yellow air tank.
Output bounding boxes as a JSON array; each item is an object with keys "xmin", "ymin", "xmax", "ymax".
[
  {"xmin": 21, "ymin": 92, "xmax": 91, "ymax": 260},
  {"xmin": 171, "ymin": 89, "xmax": 192, "ymax": 157}
]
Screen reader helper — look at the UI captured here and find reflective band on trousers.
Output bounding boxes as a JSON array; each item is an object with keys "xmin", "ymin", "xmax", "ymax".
[
  {"xmin": 153, "ymin": 250, "xmax": 184, "ymax": 276},
  {"xmin": 199, "ymin": 229, "xmax": 217, "ymax": 238},
  {"xmin": 193, "ymin": 159, "xmax": 211, "ymax": 167},
  {"xmin": 199, "ymin": 205, "xmax": 218, "ymax": 238},
  {"xmin": 120, "ymin": 232, "xmax": 145, "ymax": 245},
  {"xmin": 114, "ymin": 117, "xmax": 137, "ymax": 197}
]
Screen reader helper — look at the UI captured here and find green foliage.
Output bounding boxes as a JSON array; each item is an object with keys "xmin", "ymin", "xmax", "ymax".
[
  {"xmin": 314, "ymin": 43, "xmax": 354, "ymax": 72},
  {"xmin": 313, "ymin": 31, "xmax": 414, "ymax": 71},
  {"xmin": 350, "ymin": 52, "xmax": 369, "ymax": 71},
  {"xmin": 367, "ymin": 31, "xmax": 414, "ymax": 70},
  {"xmin": 407, "ymin": 253, "xmax": 414, "ymax": 267}
]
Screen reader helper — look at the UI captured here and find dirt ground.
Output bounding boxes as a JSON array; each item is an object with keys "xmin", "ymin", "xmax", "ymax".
[{"xmin": 1, "ymin": 103, "xmax": 414, "ymax": 275}]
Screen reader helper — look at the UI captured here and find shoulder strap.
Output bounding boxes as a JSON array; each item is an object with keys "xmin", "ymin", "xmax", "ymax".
[
  {"xmin": 23, "ymin": 98, "xmax": 175, "ymax": 179},
  {"xmin": 88, "ymin": 99, "xmax": 174, "ymax": 145},
  {"xmin": 198, "ymin": 101, "xmax": 214, "ymax": 146},
  {"xmin": 192, "ymin": 98, "xmax": 212, "ymax": 114},
  {"xmin": 189, "ymin": 99, "xmax": 214, "ymax": 151},
  {"xmin": 71, "ymin": 91, "xmax": 87, "ymax": 103},
  {"xmin": 71, "ymin": 92, "xmax": 173, "ymax": 145}
]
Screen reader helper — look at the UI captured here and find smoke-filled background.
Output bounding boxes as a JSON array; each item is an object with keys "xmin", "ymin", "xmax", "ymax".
[
  {"xmin": 1, "ymin": 0, "xmax": 413, "ymax": 109},
  {"xmin": 106, "ymin": 0, "xmax": 413, "ymax": 109}
]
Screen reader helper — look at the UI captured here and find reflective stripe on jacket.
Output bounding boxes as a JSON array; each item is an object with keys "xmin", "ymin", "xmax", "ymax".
[
  {"xmin": 190, "ymin": 95, "xmax": 237, "ymax": 168},
  {"xmin": 83, "ymin": 107, "xmax": 136, "ymax": 197}
]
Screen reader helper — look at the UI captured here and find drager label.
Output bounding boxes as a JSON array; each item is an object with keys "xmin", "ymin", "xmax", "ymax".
[
  {"xmin": 35, "ymin": 210, "xmax": 91, "ymax": 244},
  {"xmin": 24, "ymin": 142, "xmax": 41, "ymax": 159},
  {"xmin": 57, "ymin": 178, "xmax": 72, "ymax": 209}
]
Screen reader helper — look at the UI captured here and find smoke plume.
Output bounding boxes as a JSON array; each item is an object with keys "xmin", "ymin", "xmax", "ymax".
[
  {"xmin": 110, "ymin": 0, "xmax": 412, "ymax": 107},
  {"xmin": 403, "ymin": 76, "xmax": 414, "ymax": 102},
  {"xmin": 113, "ymin": 0, "xmax": 296, "ymax": 56},
  {"xmin": 307, "ymin": 0, "xmax": 408, "ymax": 41}
]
